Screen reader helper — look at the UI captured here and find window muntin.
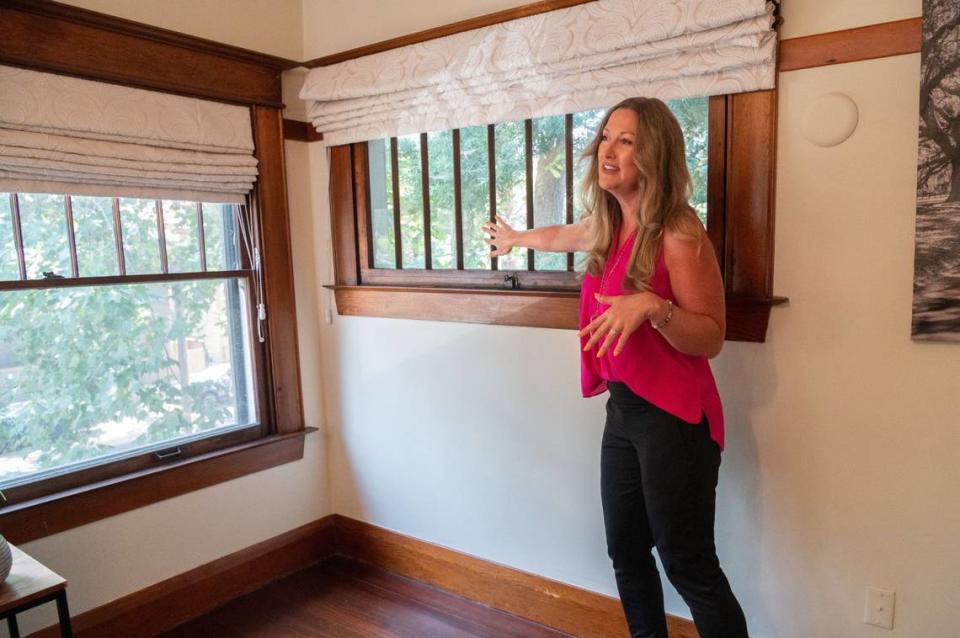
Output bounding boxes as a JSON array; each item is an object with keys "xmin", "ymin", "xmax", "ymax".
[
  {"xmin": 0, "ymin": 193, "xmax": 260, "ymax": 491},
  {"xmin": 364, "ymin": 98, "xmax": 709, "ymax": 287}
]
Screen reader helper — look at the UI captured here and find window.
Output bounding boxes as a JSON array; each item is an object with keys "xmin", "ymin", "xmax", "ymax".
[
  {"xmin": 0, "ymin": 193, "xmax": 268, "ymax": 501},
  {"xmin": 360, "ymin": 98, "xmax": 709, "ymax": 291},
  {"xmin": 330, "ymin": 90, "xmax": 781, "ymax": 341}
]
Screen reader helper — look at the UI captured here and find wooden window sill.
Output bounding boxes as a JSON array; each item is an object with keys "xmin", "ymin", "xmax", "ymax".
[
  {"xmin": 329, "ymin": 285, "xmax": 786, "ymax": 341},
  {"xmin": 0, "ymin": 428, "xmax": 317, "ymax": 544}
]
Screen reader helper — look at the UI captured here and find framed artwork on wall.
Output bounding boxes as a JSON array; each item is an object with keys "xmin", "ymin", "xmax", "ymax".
[{"xmin": 912, "ymin": 0, "xmax": 960, "ymax": 341}]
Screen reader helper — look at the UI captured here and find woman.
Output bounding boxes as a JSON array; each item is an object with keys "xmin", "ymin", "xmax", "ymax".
[{"xmin": 481, "ymin": 98, "xmax": 747, "ymax": 638}]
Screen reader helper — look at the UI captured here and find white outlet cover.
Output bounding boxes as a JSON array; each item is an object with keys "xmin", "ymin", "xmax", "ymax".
[{"xmin": 864, "ymin": 587, "xmax": 895, "ymax": 630}]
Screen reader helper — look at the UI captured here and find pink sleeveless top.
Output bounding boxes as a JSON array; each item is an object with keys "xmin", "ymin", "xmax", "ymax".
[{"xmin": 579, "ymin": 228, "xmax": 725, "ymax": 450}]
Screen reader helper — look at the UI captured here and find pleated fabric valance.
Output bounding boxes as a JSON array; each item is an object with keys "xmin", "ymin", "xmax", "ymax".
[
  {"xmin": 0, "ymin": 65, "xmax": 258, "ymax": 203},
  {"xmin": 300, "ymin": 0, "xmax": 778, "ymax": 146}
]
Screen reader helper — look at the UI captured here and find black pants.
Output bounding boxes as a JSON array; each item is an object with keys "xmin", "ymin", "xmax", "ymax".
[{"xmin": 601, "ymin": 381, "xmax": 747, "ymax": 638}]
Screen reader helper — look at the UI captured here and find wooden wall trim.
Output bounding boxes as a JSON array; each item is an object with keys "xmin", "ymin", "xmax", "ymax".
[
  {"xmin": 28, "ymin": 514, "xmax": 698, "ymax": 638},
  {"xmin": 0, "ymin": 0, "xmax": 287, "ymax": 105},
  {"xmin": 333, "ymin": 515, "xmax": 699, "ymax": 638},
  {"xmin": 0, "ymin": 430, "xmax": 314, "ymax": 546},
  {"xmin": 253, "ymin": 107, "xmax": 306, "ymax": 435},
  {"xmin": 779, "ymin": 18, "xmax": 921, "ymax": 72},
  {"xmin": 28, "ymin": 517, "xmax": 337, "ymax": 638},
  {"xmin": 330, "ymin": 285, "xmax": 777, "ymax": 342},
  {"xmin": 332, "ymin": 285, "xmax": 581, "ymax": 329},
  {"xmin": 303, "ymin": 0, "xmax": 595, "ymax": 67},
  {"xmin": 724, "ymin": 90, "xmax": 778, "ymax": 299},
  {"xmin": 282, "ymin": 119, "xmax": 324, "ymax": 143},
  {"xmin": 329, "ymin": 146, "xmax": 360, "ymax": 286}
]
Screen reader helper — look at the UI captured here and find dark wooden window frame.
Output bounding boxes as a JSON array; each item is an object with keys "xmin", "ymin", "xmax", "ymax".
[
  {"xmin": 329, "ymin": 90, "xmax": 786, "ymax": 341},
  {"xmin": 0, "ymin": 1, "xmax": 308, "ymax": 545}
]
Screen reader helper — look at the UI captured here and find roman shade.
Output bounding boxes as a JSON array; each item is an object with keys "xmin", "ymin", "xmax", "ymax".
[
  {"xmin": 0, "ymin": 65, "xmax": 258, "ymax": 203},
  {"xmin": 299, "ymin": 0, "xmax": 778, "ymax": 145}
]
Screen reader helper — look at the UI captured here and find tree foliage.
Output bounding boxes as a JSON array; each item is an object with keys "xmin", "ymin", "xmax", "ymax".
[
  {"xmin": 369, "ymin": 98, "xmax": 709, "ymax": 270},
  {"xmin": 0, "ymin": 194, "xmax": 241, "ymax": 481}
]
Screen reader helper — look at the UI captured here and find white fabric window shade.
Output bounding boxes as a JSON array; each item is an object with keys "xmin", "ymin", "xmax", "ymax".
[
  {"xmin": 0, "ymin": 65, "xmax": 258, "ymax": 203},
  {"xmin": 300, "ymin": 0, "xmax": 778, "ymax": 146}
]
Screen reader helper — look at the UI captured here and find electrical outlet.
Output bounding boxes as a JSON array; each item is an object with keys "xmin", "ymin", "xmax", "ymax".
[{"xmin": 864, "ymin": 587, "xmax": 895, "ymax": 629}]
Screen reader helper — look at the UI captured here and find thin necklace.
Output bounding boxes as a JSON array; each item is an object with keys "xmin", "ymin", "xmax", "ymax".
[{"xmin": 593, "ymin": 227, "xmax": 634, "ymax": 321}]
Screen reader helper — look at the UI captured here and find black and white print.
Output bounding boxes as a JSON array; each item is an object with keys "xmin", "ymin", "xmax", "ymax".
[{"xmin": 913, "ymin": 0, "xmax": 960, "ymax": 341}]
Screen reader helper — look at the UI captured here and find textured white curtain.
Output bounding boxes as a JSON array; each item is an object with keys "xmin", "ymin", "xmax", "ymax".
[
  {"xmin": 0, "ymin": 65, "xmax": 258, "ymax": 203},
  {"xmin": 300, "ymin": 0, "xmax": 778, "ymax": 146}
]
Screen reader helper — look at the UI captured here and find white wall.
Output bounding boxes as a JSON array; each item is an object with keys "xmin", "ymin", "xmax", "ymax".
[
  {"xmin": 302, "ymin": 1, "xmax": 960, "ymax": 637},
  {"xmin": 9, "ymin": 3, "xmax": 330, "ymax": 635}
]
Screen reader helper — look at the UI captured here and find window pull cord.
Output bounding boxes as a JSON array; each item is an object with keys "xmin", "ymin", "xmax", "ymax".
[{"xmin": 237, "ymin": 203, "xmax": 266, "ymax": 343}]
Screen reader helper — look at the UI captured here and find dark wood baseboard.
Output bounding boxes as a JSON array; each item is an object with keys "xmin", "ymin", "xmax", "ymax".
[
  {"xmin": 29, "ymin": 517, "xmax": 337, "ymax": 638},
  {"xmin": 28, "ymin": 514, "xmax": 699, "ymax": 638},
  {"xmin": 334, "ymin": 514, "xmax": 699, "ymax": 638}
]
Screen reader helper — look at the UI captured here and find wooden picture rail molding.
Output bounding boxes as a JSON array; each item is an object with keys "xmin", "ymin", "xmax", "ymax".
[
  {"xmin": 779, "ymin": 18, "xmax": 922, "ymax": 72},
  {"xmin": 30, "ymin": 515, "xmax": 699, "ymax": 638},
  {"xmin": 0, "ymin": 0, "xmax": 296, "ymax": 106},
  {"xmin": 282, "ymin": 118, "xmax": 324, "ymax": 143}
]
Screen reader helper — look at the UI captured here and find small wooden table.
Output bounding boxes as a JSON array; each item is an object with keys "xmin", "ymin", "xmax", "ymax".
[{"xmin": 0, "ymin": 544, "xmax": 72, "ymax": 638}]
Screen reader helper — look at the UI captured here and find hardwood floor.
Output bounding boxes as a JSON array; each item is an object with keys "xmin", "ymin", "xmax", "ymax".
[{"xmin": 159, "ymin": 555, "xmax": 575, "ymax": 638}]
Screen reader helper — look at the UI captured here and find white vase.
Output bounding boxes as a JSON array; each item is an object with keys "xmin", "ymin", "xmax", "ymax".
[{"xmin": 0, "ymin": 535, "xmax": 12, "ymax": 582}]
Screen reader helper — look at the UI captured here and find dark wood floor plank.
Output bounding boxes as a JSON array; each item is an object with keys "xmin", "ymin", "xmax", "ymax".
[
  {"xmin": 323, "ymin": 557, "xmax": 569, "ymax": 638},
  {"xmin": 160, "ymin": 556, "xmax": 573, "ymax": 638}
]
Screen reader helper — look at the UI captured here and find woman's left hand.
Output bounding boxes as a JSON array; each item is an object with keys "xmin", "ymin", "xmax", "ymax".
[{"xmin": 579, "ymin": 292, "xmax": 663, "ymax": 357}]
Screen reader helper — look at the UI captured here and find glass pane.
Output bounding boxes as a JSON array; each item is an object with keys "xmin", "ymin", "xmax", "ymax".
[
  {"xmin": 532, "ymin": 115, "xmax": 567, "ymax": 271},
  {"xmin": 460, "ymin": 126, "xmax": 491, "ymax": 270},
  {"xmin": 201, "ymin": 203, "xmax": 239, "ymax": 271},
  {"xmin": 666, "ymin": 97, "xmax": 709, "ymax": 226},
  {"xmin": 494, "ymin": 120, "xmax": 527, "ymax": 271},
  {"xmin": 0, "ymin": 278, "xmax": 256, "ymax": 485},
  {"xmin": 119, "ymin": 198, "xmax": 161, "ymax": 275},
  {"xmin": 0, "ymin": 195, "xmax": 19, "ymax": 280},
  {"xmin": 572, "ymin": 108, "xmax": 605, "ymax": 221},
  {"xmin": 427, "ymin": 130, "xmax": 455, "ymax": 269},
  {"xmin": 17, "ymin": 193, "xmax": 70, "ymax": 280},
  {"xmin": 397, "ymin": 134, "xmax": 425, "ymax": 269},
  {"xmin": 162, "ymin": 200, "xmax": 201, "ymax": 273},
  {"xmin": 367, "ymin": 139, "xmax": 396, "ymax": 269},
  {"xmin": 572, "ymin": 109, "xmax": 606, "ymax": 268},
  {"xmin": 72, "ymin": 196, "xmax": 118, "ymax": 277}
]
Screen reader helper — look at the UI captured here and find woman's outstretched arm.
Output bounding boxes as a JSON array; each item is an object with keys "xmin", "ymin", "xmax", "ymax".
[{"xmin": 482, "ymin": 214, "xmax": 592, "ymax": 257}]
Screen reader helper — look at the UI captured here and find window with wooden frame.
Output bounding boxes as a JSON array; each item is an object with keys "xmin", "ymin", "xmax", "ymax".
[
  {"xmin": 0, "ymin": 194, "xmax": 266, "ymax": 500},
  {"xmin": 0, "ymin": 0, "xmax": 306, "ymax": 545},
  {"xmin": 329, "ymin": 90, "xmax": 784, "ymax": 341}
]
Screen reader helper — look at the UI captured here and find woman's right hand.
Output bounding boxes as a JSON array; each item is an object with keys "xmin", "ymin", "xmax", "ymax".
[{"xmin": 481, "ymin": 214, "xmax": 519, "ymax": 258}]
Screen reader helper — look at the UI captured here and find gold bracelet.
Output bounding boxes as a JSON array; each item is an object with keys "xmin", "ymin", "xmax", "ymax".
[{"xmin": 651, "ymin": 299, "xmax": 673, "ymax": 330}]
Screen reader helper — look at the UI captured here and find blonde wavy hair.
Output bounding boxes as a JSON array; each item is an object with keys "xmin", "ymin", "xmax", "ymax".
[{"xmin": 578, "ymin": 97, "xmax": 699, "ymax": 292}]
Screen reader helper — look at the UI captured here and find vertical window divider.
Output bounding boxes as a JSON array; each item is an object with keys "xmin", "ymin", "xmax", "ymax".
[
  {"xmin": 9, "ymin": 194, "xmax": 26, "ymax": 281},
  {"xmin": 64, "ymin": 196, "xmax": 79, "ymax": 278},
  {"xmin": 155, "ymin": 200, "xmax": 169, "ymax": 274},
  {"xmin": 488, "ymin": 125, "xmax": 497, "ymax": 272},
  {"xmin": 525, "ymin": 119, "xmax": 534, "ymax": 271},
  {"xmin": 565, "ymin": 114, "xmax": 574, "ymax": 272},
  {"xmin": 111, "ymin": 197, "xmax": 126, "ymax": 276},
  {"xmin": 390, "ymin": 137, "xmax": 402, "ymax": 269},
  {"xmin": 420, "ymin": 132, "xmax": 432, "ymax": 270},
  {"xmin": 453, "ymin": 129, "xmax": 463, "ymax": 271},
  {"xmin": 197, "ymin": 202, "xmax": 208, "ymax": 272}
]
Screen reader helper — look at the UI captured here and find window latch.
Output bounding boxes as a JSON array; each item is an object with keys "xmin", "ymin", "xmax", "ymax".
[
  {"xmin": 503, "ymin": 273, "xmax": 521, "ymax": 290},
  {"xmin": 42, "ymin": 271, "xmax": 64, "ymax": 279},
  {"xmin": 154, "ymin": 447, "xmax": 182, "ymax": 461}
]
